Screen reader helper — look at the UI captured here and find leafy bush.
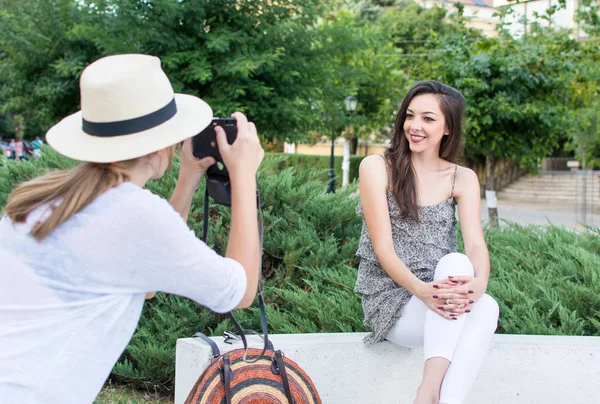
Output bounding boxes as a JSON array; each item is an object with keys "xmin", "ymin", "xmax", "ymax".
[
  {"xmin": 0, "ymin": 149, "xmax": 364, "ymax": 393},
  {"xmin": 1, "ymin": 148, "xmax": 599, "ymax": 394},
  {"xmin": 119, "ymin": 153, "xmax": 365, "ymax": 392},
  {"xmin": 477, "ymin": 223, "xmax": 600, "ymax": 336},
  {"xmin": 267, "ymin": 152, "xmax": 365, "ymax": 188}
]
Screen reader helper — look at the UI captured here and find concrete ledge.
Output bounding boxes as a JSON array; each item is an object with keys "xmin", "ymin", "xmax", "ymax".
[{"xmin": 175, "ymin": 333, "xmax": 600, "ymax": 404}]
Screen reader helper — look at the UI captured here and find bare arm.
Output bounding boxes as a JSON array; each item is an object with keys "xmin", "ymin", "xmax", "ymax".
[
  {"xmin": 216, "ymin": 113, "xmax": 264, "ymax": 309},
  {"xmin": 170, "ymin": 180, "xmax": 198, "ymax": 222},
  {"xmin": 455, "ymin": 168, "xmax": 490, "ymax": 285},
  {"xmin": 169, "ymin": 161, "xmax": 260, "ymax": 298},
  {"xmin": 170, "ymin": 139, "xmax": 215, "ymax": 222},
  {"xmin": 359, "ymin": 156, "xmax": 424, "ymax": 295},
  {"xmin": 226, "ymin": 173, "xmax": 260, "ymax": 308}
]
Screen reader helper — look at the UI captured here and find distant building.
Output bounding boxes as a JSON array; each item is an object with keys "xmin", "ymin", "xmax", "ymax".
[
  {"xmin": 420, "ymin": 0, "xmax": 499, "ymax": 37},
  {"xmin": 416, "ymin": 0, "xmax": 587, "ymax": 39},
  {"xmin": 493, "ymin": 0, "xmax": 587, "ymax": 39}
]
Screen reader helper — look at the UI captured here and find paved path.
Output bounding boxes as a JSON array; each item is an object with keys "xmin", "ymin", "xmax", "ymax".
[{"xmin": 479, "ymin": 199, "xmax": 599, "ymax": 228}]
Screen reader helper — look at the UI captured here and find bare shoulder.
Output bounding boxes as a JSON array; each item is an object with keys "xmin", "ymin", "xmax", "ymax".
[
  {"xmin": 453, "ymin": 165, "xmax": 480, "ymax": 198},
  {"xmin": 359, "ymin": 154, "xmax": 388, "ymax": 189},
  {"xmin": 360, "ymin": 154, "xmax": 387, "ymax": 171},
  {"xmin": 359, "ymin": 155, "xmax": 387, "ymax": 178}
]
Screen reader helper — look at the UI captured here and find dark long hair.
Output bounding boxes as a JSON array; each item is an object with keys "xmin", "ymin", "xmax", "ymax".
[{"xmin": 384, "ymin": 80, "xmax": 466, "ymax": 221}]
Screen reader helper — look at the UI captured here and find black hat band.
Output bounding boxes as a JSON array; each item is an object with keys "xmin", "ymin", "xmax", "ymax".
[{"xmin": 82, "ymin": 98, "xmax": 177, "ymax": 137}]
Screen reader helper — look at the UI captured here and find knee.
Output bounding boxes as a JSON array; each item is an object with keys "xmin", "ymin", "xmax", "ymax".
[
  {"xmin": 435, "ymin": 253, "xmax": 474, "ymax": 279},
  {"xmin": 476, "ymin": 294, "xmax": 500, "ymax": 330}
]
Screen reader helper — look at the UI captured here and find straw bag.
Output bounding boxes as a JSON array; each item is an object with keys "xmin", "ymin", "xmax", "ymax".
[
  {"xmin": 183, "ymin": 302, "xmax": 321, "ymax": 403},
  {"xmin": 185, "ymin": 186, "xmax": 321, "ymax": 403}
]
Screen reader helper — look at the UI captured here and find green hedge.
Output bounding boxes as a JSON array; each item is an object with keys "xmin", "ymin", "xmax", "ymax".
[
  {"xmin": 266, "ymin": 152, "xmax": 365, "ymax": 188},
  {"xmin": 1, "ymin": 149, "xmax": 599, "ymax": 394}
]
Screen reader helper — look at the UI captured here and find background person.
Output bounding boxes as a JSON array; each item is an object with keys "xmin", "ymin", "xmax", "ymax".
[
  {"xmin": 8, "ymin": 138, "xmax": 16, "ymax": 159},
  {"xmin": 14, "ymin": 139, "xmax": 23, "ymax": 160},
  {"xmin": 32, "ymin": 136, "xmax": 44, "ymax": 157}
]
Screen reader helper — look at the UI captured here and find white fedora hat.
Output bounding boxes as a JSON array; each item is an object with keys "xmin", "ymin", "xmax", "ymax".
[{"xmin": 46, "ymin": 54, "xmax": 213, "ymax": 163}]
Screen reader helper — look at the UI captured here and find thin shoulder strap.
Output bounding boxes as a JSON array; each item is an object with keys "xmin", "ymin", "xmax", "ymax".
[
  {"xmin": 379, "ymin": 154, "xmax": 390, "ymax": 188},
  {"xmin": 450, "ymin": 164, "xmax": 458, "ymax": 198}
]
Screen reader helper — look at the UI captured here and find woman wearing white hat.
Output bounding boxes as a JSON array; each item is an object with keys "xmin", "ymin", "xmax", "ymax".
[{"xmin": 0, "ymin": 54, "xmax": 264, "ymax": 403}]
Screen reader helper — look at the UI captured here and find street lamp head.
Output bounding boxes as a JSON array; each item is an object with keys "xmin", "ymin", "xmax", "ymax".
[{"xmin": 344, "ymin": 95, "xmax": 358, "ymax": 112}]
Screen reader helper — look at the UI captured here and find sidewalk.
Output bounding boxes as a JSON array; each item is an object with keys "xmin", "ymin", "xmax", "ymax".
[{"xmin": 479, "ymin": 199, "xmax": 599, "ymax": 228}]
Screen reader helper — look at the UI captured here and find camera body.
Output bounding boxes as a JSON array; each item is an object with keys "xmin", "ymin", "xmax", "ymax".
[
  {"xmin": 192, "ymin": 117, "xmax": 237, "ymax": 177},
  {"xmin": 192, "ymin": 118, "xmax": 237, "ymax": 206},
  {"xmin": 192, "ymin": 117, "xmax": 262, "ymax": 208}
]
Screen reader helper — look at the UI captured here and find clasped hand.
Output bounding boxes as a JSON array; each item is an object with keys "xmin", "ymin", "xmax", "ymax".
[{"xmin": 417, "ymin": 276, "xmax": 486, "ymax": 320}]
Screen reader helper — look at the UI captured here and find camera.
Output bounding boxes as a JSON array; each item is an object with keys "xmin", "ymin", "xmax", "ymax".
[
  {"xmin": 192, "ymin": 117, "xmax": 262, "ymax": 208},
  {"xmin": 192, "ymin": 118, "xmax": 237, "ymax": 206},
  {"xmin": 192, "ymin": 117, "xmax": 237, "ymax": 176}
]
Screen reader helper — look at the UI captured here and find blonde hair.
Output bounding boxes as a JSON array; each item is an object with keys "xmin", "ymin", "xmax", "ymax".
[
  {"xmin": 5, "ymin": 144, "xmax": 178, "ymax": 241},
  {"xmin": 4, "ymin": 161, "xmax": 138, "ymax": 241}
]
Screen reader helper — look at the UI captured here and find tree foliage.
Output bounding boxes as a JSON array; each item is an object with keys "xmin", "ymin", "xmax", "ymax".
[
  {"xmin": 0, "ymin": 0, "xmax": 398, "ymax": 143},
  {"xmin": 425, "ymin": 30, "xmax": 570, "ymax": 170},
  {"xmin": 1, "ymin": 0, "xmax": 599, "ymax": 166},
  {"xmin": 578, "ymin": 0, "xmax": 600, "ymax": 37}
]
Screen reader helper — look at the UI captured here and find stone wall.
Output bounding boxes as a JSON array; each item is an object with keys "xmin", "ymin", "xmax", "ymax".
[{"xmin": 175, "ymin": 333, "xmax": 600, "ymax": 404}]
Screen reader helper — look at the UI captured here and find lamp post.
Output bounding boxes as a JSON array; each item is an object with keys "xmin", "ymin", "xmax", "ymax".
[
  {"xmin": 326, "ymin": 115, "xmax": 336, "ymax": 193},
  {"xmin": 342, "ymin": 96, "xmax": 358, "ymax": 188}
]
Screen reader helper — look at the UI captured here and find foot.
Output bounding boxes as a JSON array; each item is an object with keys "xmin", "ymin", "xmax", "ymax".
[{"xmin": 413, "ymin": 385, "xmax": 439, "ymax": 404}]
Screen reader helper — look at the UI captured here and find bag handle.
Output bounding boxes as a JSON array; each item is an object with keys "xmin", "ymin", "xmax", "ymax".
[
  {"xmin": 192, "ymin": 332, "xmax": 221, "ymax": 358},
  {"xmin": 223, "ymin": 356, "xmax": 233, "ymax": 404},
  {"xmin": 220, "ymin": 351, "xmax": 293, "ymax": 404},
  {"xmin": 224, "ymin": 329, "xmax": 275, "ymax": 352},
  {"xmin": 275, "ymin": 350, "xmax": 294, "ymax": 403},
  {"xmin": 202, "ymin": 181, "xmax": 270, "ymax": 363}
]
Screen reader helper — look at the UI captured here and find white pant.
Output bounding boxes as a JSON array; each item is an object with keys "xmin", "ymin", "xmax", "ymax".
[{"xmin": 386, "ymin": 253, "xmax": 500, "ymax": 404}]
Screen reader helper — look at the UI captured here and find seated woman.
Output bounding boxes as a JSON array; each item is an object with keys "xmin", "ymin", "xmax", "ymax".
[{"xmin": 355, "ymin": 81, "xmax": 499, "ymax": 404}]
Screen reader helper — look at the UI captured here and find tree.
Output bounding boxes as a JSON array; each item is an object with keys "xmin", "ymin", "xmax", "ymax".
[
  {"xmin": 0, "ymin": 0, "xmax": 390, "ymax": 144},
  {"xmin": 0, "ymin": 114, "xmax": 14, "ymax": 139},
  {"xmin": 0, "ymin": 0, "xmax": 91, "ymax": 139},
  {"xmin": 562, "ymin": 40, "xmax": 600, "ymax": 169},
  {"xmin": 578, "ymin": 0, "xmax": 600, "ymax": 37},
  {"xmin": 305, "ymin": 4, "xmax": 407, "ymax": 154},
  {"xmin": 422, "ymin": 25, "xmax": 578, "ymax": 226}
]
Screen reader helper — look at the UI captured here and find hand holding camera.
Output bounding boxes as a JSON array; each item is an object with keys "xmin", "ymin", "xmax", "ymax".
[
  {"xmin": 191, "ymin": 112, "xmax": 263, "ymax": 207},
  {"xmin": 215, "ymin": 112, "xmax": 264, "ymax": 180},
  {"xmin": 192, "ymin": 112, "xmax": 263, "ymax": 180},
  {"xmin": 178, "ymin": 139, "xmax": 216, "ymax": 190}
]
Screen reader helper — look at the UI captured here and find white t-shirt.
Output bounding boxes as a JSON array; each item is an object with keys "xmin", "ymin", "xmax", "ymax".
[{"xmin": 0, "ymin": 182, "xmax": 247, "ymax": 403}]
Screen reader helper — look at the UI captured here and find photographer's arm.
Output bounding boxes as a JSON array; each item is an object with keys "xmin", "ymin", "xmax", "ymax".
[
  {"xmin": 227, "ymin": 174, "xmax": 260, "ymax": 308},
  {"xmin": 170, "ymin": 181, "xmax": 196, "ymax": 222},
  {"xmin": 216, "ymin": 113, "xmax": 264, "ymax": 309},
  {"xmin": 170, "ymin": 139, "xmax": 216, "ymax": 221}
]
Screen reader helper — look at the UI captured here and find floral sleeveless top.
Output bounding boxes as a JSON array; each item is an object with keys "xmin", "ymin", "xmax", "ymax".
[{"xmin": 355, "ymin": 156, "xmax": 458, "ymax": 345}]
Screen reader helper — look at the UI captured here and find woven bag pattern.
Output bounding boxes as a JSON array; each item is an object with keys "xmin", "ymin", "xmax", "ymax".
[{"xmin": 185, "ymin": 347, "xmax": 321, "ymax": 404}]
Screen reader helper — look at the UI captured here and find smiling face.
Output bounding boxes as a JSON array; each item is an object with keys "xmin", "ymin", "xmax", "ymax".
[{"xmin": 403, "ymin": 93, "xmax": 448, "ymax": 155}]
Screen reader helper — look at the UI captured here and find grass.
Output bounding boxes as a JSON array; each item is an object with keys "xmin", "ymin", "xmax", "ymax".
[{"xmin": 95, "ymin": 382, "xmax": 172, "ymax": 404}]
